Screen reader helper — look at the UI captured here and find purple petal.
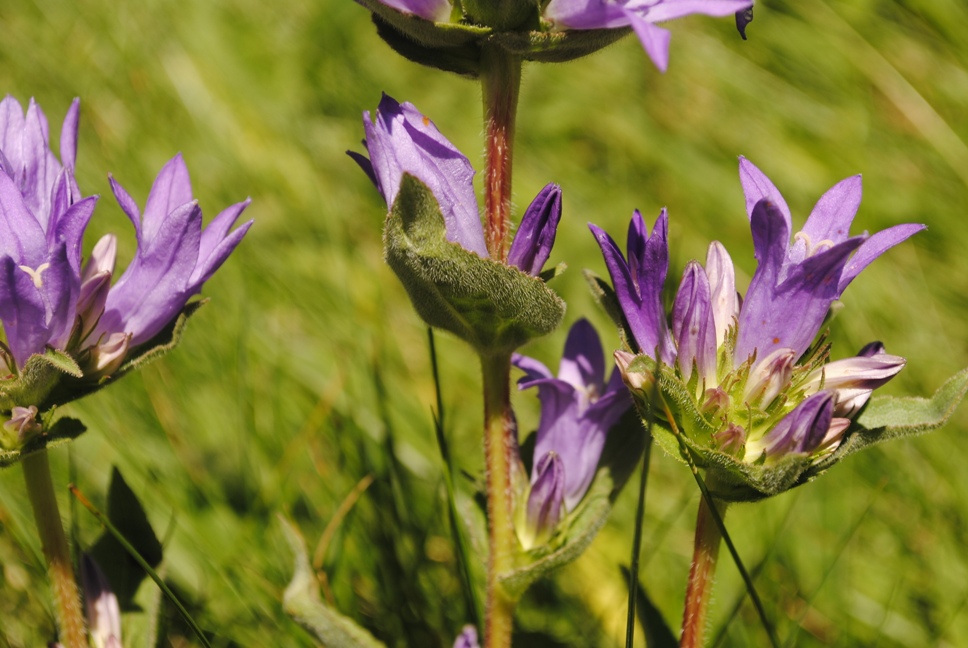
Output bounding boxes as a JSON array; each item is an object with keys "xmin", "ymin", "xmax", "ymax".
[
  {"xmin": 837, "ymin": 222, "xmax": 926, "ymax": 292},
  {"xmin": 99, "ymin": 202, "xmax": 202, "ymax": 345},
  {"xmin": 557, "ymin": 318, "xmax": 605, "ymax": 396},
  {"xmin": 22, "ymin": 99, "xmax": 59, "ymax": 226},
  {"xmin": 0, "ymin": 256, "xmax": 49, "ymax": 366},
  {"xmin": 0, "ymin": 96, "xmax": 25, "ymax": 170},
  {"xmin": 512, "ymin": 352, "xmax": 554, "ymax": 384},
  {"xmin": 191, "ymin": 200, "xmax": 253, "ymax": 287},
  {"xmin": 628, "ymin": 15, "xmax": 672, "ymax": 72},
  {"xmin": 644, "ymin": 0, "xmax": 754, "ymax": 22},
  {"xmin": 672, "ymin": 260, "xmax": 716, "ymax": 383},
  {"xmin": 527, "ymin": 451, "xmax": 565, "ymax": 540},
  {"xmin": 59, "ymin": 98, "xmax": 80, "ymax": 171},
  {"xmin": 738, "ymin": 157, "xmax": 792, "ymax": 231},
  {"xmin": 108, "ymin": 175, "xmax": 143, "ymax": 243},
  {"xmin": 49, "ymin": 195, "xmax": 97, "ymax": 275},
  {"xmin": 790, "ymin": 175, "xmax": 862, "ymax": 264},
  {"xmin": 758, "ymin": 391, "xmax": 834, "ymax": 458},
  {"xmin": 0, "ymin": 169, "xmax": 47, "ymax": 264},
  {"xmin": 705, "ymin": 241, "xmax": 738, "ymax": 348},
  {"xmin": 544, "ymin": 0, "xmax": 630, "ymax": 29},
  {"xmin": 363, "ymin": 94, "xmax": 486, "ymax": 257},
  {"xmin": 378, "ymin": 0, "xmax": 451, "ymax": 21},
  {"xmin": 143, "ymin": 154, "xmax": 194, "ymax": 243},
  {"xmin": 507, "ymin": 183, "xmax": 561, "ymax": 276},
  {"xmin": 347, "ymin": 149, "xmax": 378, "ymax": 188}
]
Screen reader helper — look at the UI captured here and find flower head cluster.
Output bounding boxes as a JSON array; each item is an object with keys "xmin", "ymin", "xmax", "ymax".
[
  {"xmin": 512, "ymin": 319, "xmax": 630, "ymax": 547},
  {"xmin": 593, "ymin": 158, "xmax": 922, "ymax": 477},
  {"xmin": 370, "ymin": 0, "xmax": 752, "ymax": 72},
  {"xmin": 0, "ymin": 96, "xmax": 251, "ymax": 446},
  {"xmin": 352, "ymin": 93, "xmax": 561, "ymax": 271}
]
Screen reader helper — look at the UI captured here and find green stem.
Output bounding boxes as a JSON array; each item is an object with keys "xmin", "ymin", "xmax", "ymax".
[
  {"xmin": 22, "ymin": 449, "xmax": 86, "ymax": 648},
  {"xmin": 680, "ymin": 495, "xmax": 728, "ymax": 648},
  {"xmin": 481, "ymin": 44, "xmax": 522, "ymax": 262},
  {"xmin": 481, "ymin": 351, "xmax": 516, "ymax": 648}
]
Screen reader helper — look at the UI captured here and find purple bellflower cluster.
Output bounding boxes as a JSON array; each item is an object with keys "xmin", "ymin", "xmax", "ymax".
[
  {"xmin": 352, "ymin": 93, "xmax": 561, "ymax": 271},
  {"xmin": 369, "ymin": 0, "xmax": 753, "ymax": 72},
  {"xmin": 0, "ymin": 96, "xmax": 251, "ymax": 449},
  {"xmin": 593, "ymin": 157, "xmax": 923, "ymax": 485},
  {"xmin": 512, "ymin": 319, "xmax": 630, "ymax": 547}
]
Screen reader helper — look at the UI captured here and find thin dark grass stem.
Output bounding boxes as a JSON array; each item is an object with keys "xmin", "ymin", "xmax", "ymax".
[
  {"xmin": 428, "ymin": 328, "xmax": 482, "ymax": 628},
  {"xmin": 625, "ymin": 433, "xmax": 654, "ymax": 648},
  {"xmin": 69, "ymin": 484, "xmax": 214, "ymax": 648}
]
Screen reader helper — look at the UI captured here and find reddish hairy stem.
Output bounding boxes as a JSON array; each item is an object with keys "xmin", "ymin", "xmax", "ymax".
[
  {"xmin": 680, "ymin": 495, "xmax": 727, "ymax": 648},
  {"xmin": 481, "ymin": 351, "xmax": 516, "ymax": 648},
  {"xmin": 481, "ymin": 45, "xmax": 522, "ymax": 261},
  {"xmin": 23, "ymin": 449, "xmax": 86, "ymax": 648}
]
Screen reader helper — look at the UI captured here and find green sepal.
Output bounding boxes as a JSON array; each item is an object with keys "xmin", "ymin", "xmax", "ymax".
[
  {"xmin": 279, "ymin": 516, "xmax": 387, "ymax": 648},
  {"xmin": 492, "ymin": 26, "xmax": 631, "ymax": 63},
  {"xmin": 373, "ymin": 16, "xmax": 483, "ymax": 78},
  {"xmin": 624, "ymin": 355, "xmax": 817, "ymax": 502},
  {"xmin": 356, "ymin": 0, "xmax": 491, "ymax": 47},
  {"xmin": 384, "ymin": 174, "xmax": 565, "ymax": 355},
  {"xmin": 39, "ymin": 300, "xmax": 206, "ymax": 411},
  {"xmin": 799, "ymin": 366, "xmax": 968, "ymax": 483},
  {"xmin": 496, "ymin": 409, "xmax": 645, "ymax": 599},
  {"xmin": 0, "ymin": 416, "xmax": 85, "ymax": 468},
  {"xmin": 462, "ymin": 0, "xmax": 538, "ymax": 31},
  {"xmin": 628, "ymin": 359, "xmax": 968, "ymax": 502}
]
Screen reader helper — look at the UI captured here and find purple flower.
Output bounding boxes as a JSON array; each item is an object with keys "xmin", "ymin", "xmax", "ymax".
[
  {"xmin": 377, "ymin": 0, "xmax": 451, "ymax": 22},
  {"xmin": 452, "ymin": 625, "xmax": 480, "ymax": 648},
  {"xmin": 81, "ymin": 553, "xmax": 122, "ymax": 648},
  {"xmin": 735, "ymin": 157, "xmax": 924, "ymax": 367},
  {"xmin": 92, "ymin": 155, "xmax": 252, "ymax": 349},
  {"xmin": 0, "ymin": 96, "xmax": 97, "ymax": 367},
  {"xmin": 592, "ymin": 158, "xmax": 921, "ymax": 461},
  {"xmin": 512, "ymin": 319, "xmax": 631, "ymax": 543},
  {"xmin": 353, "ymin": 94, "xmax": 562, "ymax": 274},
  {"xmin": 0, "ymin": 97, "xmax": 251, "ymax": 388},
  {"xmin": 543, "ymin": 0, "xmax": 753, "ymax": 72}
]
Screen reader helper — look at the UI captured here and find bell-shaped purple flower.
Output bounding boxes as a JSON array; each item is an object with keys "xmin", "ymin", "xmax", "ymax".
[
  {"xmin": 589, "ymin": 210, "xmax": 675, "ymax": 365},
  {"xmin": 524, "ymin": 451, "xmax": 565, "ymax": 547},
  {"xmin": 0, "ymin": 96, "xmax": 97, "ymax": 367},
  {"xmin": 802, "ymin": 341, "xmax": 906, "ymax": 417},
  {"xmin": 81, "ymin": 553, "xmax": 122, "ymax": 648},
  {"xmin": 735, "ymin": 157, "xmax": 925, "ymax": 368},
  {"xmin": 92, "ymin": 155, "xmax": 252, "ymax": 348},
  {"xmin": 353, "ymin": 94, "xmax": 563, "ymax": 276},
  {"xmin": 543, "ymin": 0, "xmax": 753, "ymax": 72},
  {"xmin": 752, "ymin": 391, "xmax": 835, "ymax": 458},
  {"xmin": 351, "ymin": 94, "xmax": 488, "ymax": 257},
  {"xmin": 512, "ymin": 319, "xmax": 631, "ymax": 514}
]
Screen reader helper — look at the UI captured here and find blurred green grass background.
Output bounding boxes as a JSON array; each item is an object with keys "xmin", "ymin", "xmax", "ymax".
[{"xmin": 1, "ymin": 0, "xmax": 967, "ymax": 645}]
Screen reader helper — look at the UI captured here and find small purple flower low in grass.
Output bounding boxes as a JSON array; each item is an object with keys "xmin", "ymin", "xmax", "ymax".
[
  {"xmin": 543, "ymin": 0, "xmax": 753, "ymax": 72},
  {"xmin": 452, "ymin": 624, "xmax": 480, "ymax": 648},
  {"xmin": 352, "ymin": 93, "xmax": 562, "ymax": 273},
  {"xmin": 595, "ymin": 157, "xmax": 922, "ymax": 465},
  {"xmin": 512, "ymin": 318, "xmax": 630, "ymax": 546},
  {"xmin": 0, "ymin": 96, "xmax": 251, "ymax": 396}
]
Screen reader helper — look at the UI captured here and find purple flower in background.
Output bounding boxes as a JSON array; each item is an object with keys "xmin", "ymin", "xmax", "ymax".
[
  {"xmin": 353, "ymin": 94, "xmax": 562, "ymax": 273},
  {"xmin": 512, "ymin": 319, "xmax": 630, "ymax": 545},
  {"xmin": 81, "ymin": 553, "xmax": 122, "ymax": 648},
  {"xmin": 377, "ymin": 0, "xmax": 451, "ymax": 22},
  {"xmin": 0, "ymin": 96, "xmax": 97, "ymax": 367},
  {"xmin": 593, "ymin": 158, "xmax": 921, "ymax": 462},
  {"xmin": 92, "ymin": 155, "xmax": 252, "ymax": 349},
  {"xmin": 452, "ymin": 625, "xmax": 480, "ymax": 648},
  {"xmin": 0, "ymin": 96, "xmax": 251, "ymax": 389},
  {"xmin": 543, "ymin": 0, "xmax": 753, "ymax": 72}
]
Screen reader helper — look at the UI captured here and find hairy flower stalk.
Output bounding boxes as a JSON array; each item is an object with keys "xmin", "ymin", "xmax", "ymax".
[
  {"xmin": 594, "ymin": 157, "xmax": 924, "ymax": 647},
  {"xmin": 0, "ymin": 95, "xmax": 251, "ymax": 647}
]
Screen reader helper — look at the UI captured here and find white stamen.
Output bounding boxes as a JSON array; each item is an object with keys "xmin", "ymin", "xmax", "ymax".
[{"xmin": 18, "ymin": 262, "xmax": 50, "ymax": 289}]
